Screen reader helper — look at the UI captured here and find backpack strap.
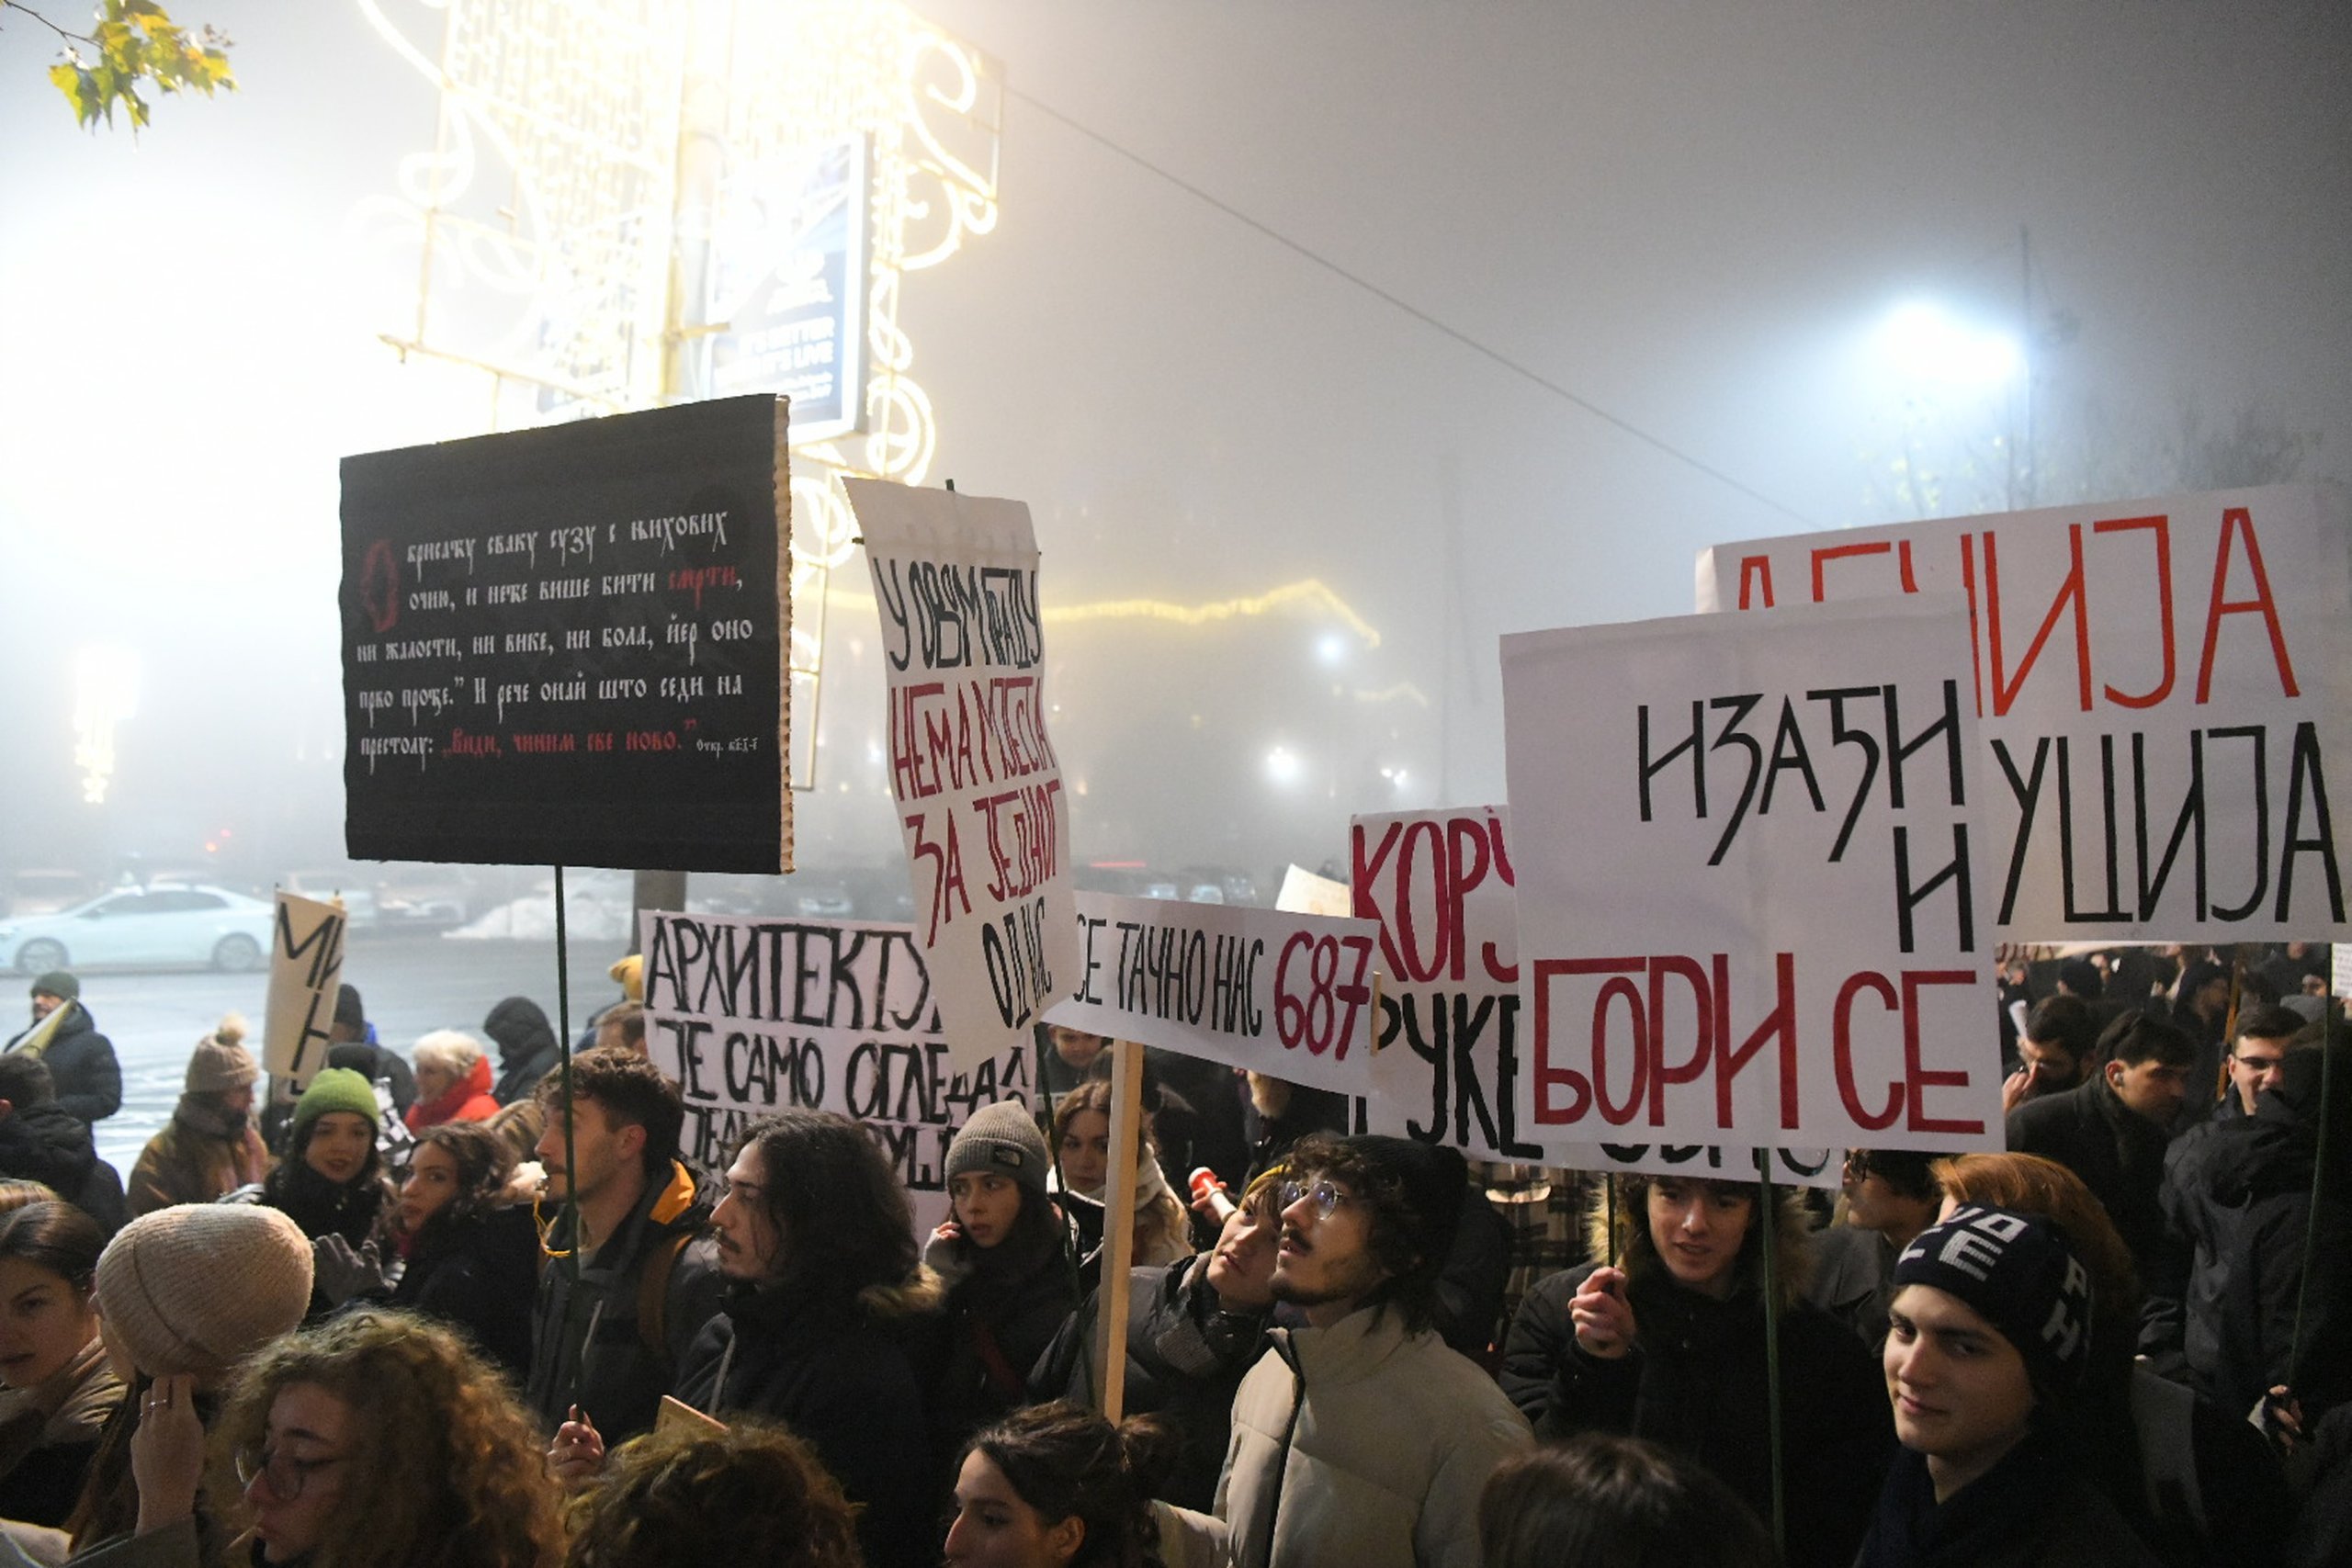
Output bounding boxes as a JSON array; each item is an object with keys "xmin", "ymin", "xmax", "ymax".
[{"xmin": 637, "ymin": 1230, "xmax": 694, "ymax": 1360}]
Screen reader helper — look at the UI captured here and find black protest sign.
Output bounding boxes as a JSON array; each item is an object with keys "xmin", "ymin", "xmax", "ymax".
[
  {"xmin": 639, "ymin": 909, "xmax": 1031, "ymax": 1235},
  {"xmin": 341, "ymin": 395, "xmax": 791, "ymax": 872}
]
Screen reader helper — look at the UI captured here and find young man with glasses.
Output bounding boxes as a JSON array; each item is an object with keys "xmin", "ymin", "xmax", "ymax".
[{"xmin": 1187, "ymin": 1134, "xmax": 1531, "ymax": 1568}]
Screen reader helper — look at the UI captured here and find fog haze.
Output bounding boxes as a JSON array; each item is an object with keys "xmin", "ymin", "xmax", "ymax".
[{"xmin": 2, "ymin": 0, "xmax": 2344, "ymax": 903}]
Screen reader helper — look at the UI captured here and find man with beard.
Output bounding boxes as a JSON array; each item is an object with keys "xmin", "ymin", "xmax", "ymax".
[
  {"xmin": 530, "ymin": 1047, "xmax": 720, "ymax": 1447},
  {"xmin": 2, "ymin": 973, "xmax": 119, "ymax": 1129},
  {"xmin": 129, "ymin": 1017, "xmax": 270, "ymax": 1213},
  {"xmin": 1204, "ymin": 1134, "xmax": 1530, "ymax": 1568}
]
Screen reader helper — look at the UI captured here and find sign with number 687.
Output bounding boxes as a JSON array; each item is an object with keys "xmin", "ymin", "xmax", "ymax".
[{"xmin": 1046, "ymin": 891, "xmax": 1382, "ymax": 1096}]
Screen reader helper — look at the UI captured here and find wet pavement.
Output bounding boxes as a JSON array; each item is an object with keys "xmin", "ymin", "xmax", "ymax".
[{"xmin": 17, "ymin": 927, "xmax": 636, "ymax": 1175}]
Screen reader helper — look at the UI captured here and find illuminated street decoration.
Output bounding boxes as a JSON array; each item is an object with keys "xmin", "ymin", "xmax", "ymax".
[
  {"xmin": 73, "ymin": 646, "xmax": 140, "ymax": 806},
  {"xmin": 354, "ymin": 0, "xmax": 1001, "ymax": 789}
]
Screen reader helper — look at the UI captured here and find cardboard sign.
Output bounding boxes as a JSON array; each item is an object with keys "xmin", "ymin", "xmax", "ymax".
[
  {"xmin": 263, "ymin": 891, "xmax": 345, "ymax": 1089},
  {"xmin": 1276, "ymin": 864, "xmax": 1352, "ymax": 919},
  {"xmin": 1503, "ymin": 595, "xmax": 2000, "ymax": 1153},
  {"xmin": 1046, "ymin": 891, "xmax": 1379, "ymax": 1098},
  {"xmin": 850, "ymin": 479, "xmax": 1079, "ymax": 1066},
  {"xmin": 1697, "ymin": 485, "xmax": 2352, "ymax": 941},
  {"xmin": 340, "ymin": 395, "xmax": 792, "ymax": 873},
  {"xmin": 656, "ymin": 1395, "xmax": 729, "ymax": 1437},
  {"xmin": 1351, "ymin": 807, "xmax": 1838, "ymax": 1185},
  {"xmin": 639, "ymin": 909, "xmax": 1031, "ymax": 1235}
]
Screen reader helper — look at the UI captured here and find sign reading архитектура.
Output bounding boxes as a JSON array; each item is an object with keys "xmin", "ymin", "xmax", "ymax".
[{"xmin": 339, "ymin": 395, "xmax": 792, "ymax": 873}]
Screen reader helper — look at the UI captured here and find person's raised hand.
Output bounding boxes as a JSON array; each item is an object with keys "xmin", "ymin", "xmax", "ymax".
[
  {"xmin": 1569, "ymin": 1266, "xmax": 1637, "ymax": 1359},
  {"xmin": 132, "ymin": 1373, "xmax": 205, "ymax": 1537},
  {"xmin": 547, "ymin": 1404, "xmax": 605, "ymax": 1491}
]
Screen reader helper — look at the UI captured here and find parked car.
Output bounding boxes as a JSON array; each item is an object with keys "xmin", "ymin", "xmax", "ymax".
[
  {"xmin": 4, "ymin": 870, "xmax": 96, "ymax": 919},
  {"xmin": 0, "ymin": 885, "xmax": 276, "ymax": 975}
]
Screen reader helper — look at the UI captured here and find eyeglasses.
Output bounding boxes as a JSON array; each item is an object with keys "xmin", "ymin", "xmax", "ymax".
[
  {"xmin": 234, "ymin": 1444, "xmax": 347, "ymax": 1501},
  {"xmin": 1276, "ymin": 1179, "xmax": 1352, "ymax": 1219}
]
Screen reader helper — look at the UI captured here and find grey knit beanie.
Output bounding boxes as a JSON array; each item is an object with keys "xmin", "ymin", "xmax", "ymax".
[{"xmin": 944, "ymin": 1100, "xmax": 1050, "ymax": 1197}]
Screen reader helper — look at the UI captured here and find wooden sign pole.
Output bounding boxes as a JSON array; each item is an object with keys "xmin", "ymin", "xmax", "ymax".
[{"xmin": 1093, "ymin": 1039, "xmax": 1148, "ymax": 1421}]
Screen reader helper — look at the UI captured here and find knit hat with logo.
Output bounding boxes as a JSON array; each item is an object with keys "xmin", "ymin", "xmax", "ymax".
[
  {"xmin": 1894, "ymin": 1203, "xmax": 2094, "ymax": 1393},
  {"xmin": 944, "ymin": 1100, "xmax": 1051, "ymax": 1198}
]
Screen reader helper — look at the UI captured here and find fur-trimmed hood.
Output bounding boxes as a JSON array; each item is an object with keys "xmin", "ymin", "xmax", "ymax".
[
  {"xmin": 859, "ymin": 1262, "xmax": 947, "ymax": 1319},
  {"xmin": 1586, "ymin": 1172, "xmax": 1816, "ymax": 1314}
]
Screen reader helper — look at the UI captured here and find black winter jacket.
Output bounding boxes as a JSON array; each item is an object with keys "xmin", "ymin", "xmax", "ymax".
[
  {"xmin": 917, "ymin": 1223, "xmax": 1078, "ymax": 1492},
  {"xmin": 1858, "ymin": 1434, "xmax": 2163, "ymax": 1568},
  {"xmin": 2006, "ymin": 1072, "xmax": 2172, "ymax": 1273},
  {"xmin": 0, "ymin": 1100, "xmax": 126, "ymax": 1234},
  {"xmin": 390, "ymin": 1202, "xmax": 538, "ymax": 1382},
  {"xmin": 2143, "ymin": 1098, "xmax": 2352, "ymax": 1421},
  {"xmin": 8, "ymin": 1006, "xmax": 120, "ymax": 1125},
  {"xmin": 1502, "ymin": 1262, "xmax": 1892, "ymax": 1568},
  {"xmin": 1030, "ymin": 1257, "xmax": 1272, "ymax": 1510},
  {"xmin": 484, "ymin": 997, "xmax": 561, "ymax": 1106},
  {"xmin": 673, "ymin": 1274, "xmax": 942, "ymax": 1568},
  {"xmin": 525, "ymin": 1160, "xmax": 722, "ymax": 1444}
]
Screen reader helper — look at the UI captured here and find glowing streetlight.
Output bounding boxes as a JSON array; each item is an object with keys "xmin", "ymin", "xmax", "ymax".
[
  {"xmin": 1264, "ymin": 745, "xmax": 1305, "ymax": 788},
  {"xmin": 1873, "ymin": 301, "xmax": 2021, "ymax": 388}
]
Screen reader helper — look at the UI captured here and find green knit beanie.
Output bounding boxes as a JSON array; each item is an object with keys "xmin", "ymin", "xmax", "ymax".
[{"xmin": 290, "ymin": 1067, "xmax": 380, "ymax": 1142}]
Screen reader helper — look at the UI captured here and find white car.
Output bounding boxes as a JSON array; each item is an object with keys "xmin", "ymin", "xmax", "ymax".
[{"xmin": 0, "ymin": 885, "xmax": 276, "ymax": 975}]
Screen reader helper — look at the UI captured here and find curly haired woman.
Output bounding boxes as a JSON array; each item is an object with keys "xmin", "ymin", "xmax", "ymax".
[
  {"xmin": 206, "ymin": 1308, "xmax": 563, "ymax": 1568},
  {"xmin": 563, "ymin": 1418, "xmax": 861, "ymax": 1568}
]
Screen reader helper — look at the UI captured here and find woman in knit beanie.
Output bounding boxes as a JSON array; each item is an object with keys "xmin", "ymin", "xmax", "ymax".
[
  {"xmin": 922, "ymin": 1100, "xmax": 1079, "ymax": 1496},
  {"xmin": 38, "ymin": 1203, "xmax": 314, "ymax": 1565},
  {"xmin": 245, "ymin": 1070, "xmax": 396, "ymax": 1320},
  {"xmin": 127, "ymin": 1020, "xmax": 270, "ymax": 1219}
]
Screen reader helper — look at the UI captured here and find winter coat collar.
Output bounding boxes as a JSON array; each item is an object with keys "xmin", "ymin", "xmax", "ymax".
[{"xmin": 1268, "ymin": 1300, "xmax": 1416, "ymax": 1387}]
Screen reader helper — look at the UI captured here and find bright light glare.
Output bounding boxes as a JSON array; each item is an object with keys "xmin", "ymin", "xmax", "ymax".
[
  {"xmin": 1265, "ymin": 746, "xmax": 1304, "ymax": 786},
  {"xmin": 1315, "ymin": 633, "xmax": 1349, "ymax": 666},
  {"xmin": 1875, "ymin": 302, "xmax": 2021, "ymax": 386},
  {"xmin": 73, "ymin": 645, "xmax": 141, "ymax": 807}
]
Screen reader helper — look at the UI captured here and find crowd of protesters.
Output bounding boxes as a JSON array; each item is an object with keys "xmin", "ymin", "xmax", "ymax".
[{"xmin": 0, "ymin": 940, "xmax": 2336, "ymax": 1568}]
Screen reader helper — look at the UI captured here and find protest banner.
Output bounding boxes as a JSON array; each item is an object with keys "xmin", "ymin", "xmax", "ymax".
[
  {"xmin": 263, "ymin": 890, "xmax": 345, "ymax": 1091},
  {"xmin": 1502, "ymin": 594, "xmax": 2000, "ymax": 1154},
  {"xmin": 1352, "ymin": 806, "xmax": 1837, "ymax": 1185},
  {"xmin": 1045, "ymin": 891, "xmax": 1379, "ymax": 1099},
  {"xmin": 340, "ymin": 395, "xmax": 793, "ymax": 873},
  {"xmin": 850, "ymin": 479, "xmax": 1078, "ymax": 1068},
  {"xmin": 1276, "ymin": 864, "xmax": 1352, "ymax": 918},
  {"xmin": 1697, "ymin": 484, "xmax": 2352, "ymax": 942},
  {"xmin": 639, "ymin": 908, "xmax": 1031, "ymax": 1234}
]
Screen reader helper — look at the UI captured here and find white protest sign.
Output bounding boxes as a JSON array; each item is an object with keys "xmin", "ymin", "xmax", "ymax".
[
  {"xmin": 1697, "ymin": 484, "xmax": 2352, "ymax": 941},
  {"xmin": 263, "ymin": 891, "xmax": 345, "ymax": 1089},
  {"xmin": 639, "ymin": 909, "xmax": 1033, "ymax": 1235},
  {"xmin": 1276, "ymin": 864, "xmax": 1352, "ymax": 918},
  {"xmin": 1503, "ymin": 594, "xmax": 2000, "ymax": 1154},
  {"xmin": 848, "ymin": 479, "xmax": 1080, "ymax": 1067},
  {"xmin": 1045, "ymin": 891, "xmax": 1379, "ymax": 1098},
  {"xmin": 1351, "ymin": 806, "xmax": 1838, "ymax": 1185}
]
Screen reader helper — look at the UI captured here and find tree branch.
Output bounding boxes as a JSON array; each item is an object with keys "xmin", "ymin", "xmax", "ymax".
[{"xmin": 4, "ymin": 3, "xmax": 100, "ymax": 49}]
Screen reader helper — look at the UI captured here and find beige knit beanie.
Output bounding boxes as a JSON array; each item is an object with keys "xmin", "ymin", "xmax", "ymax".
[
  {"xmin": 95, "ymin": 1206, "xmax": 313, "ymax": 1378},
  {"xmin": 184, "ymin": 1015, "xmax": 260, "ymax": 1096}
]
